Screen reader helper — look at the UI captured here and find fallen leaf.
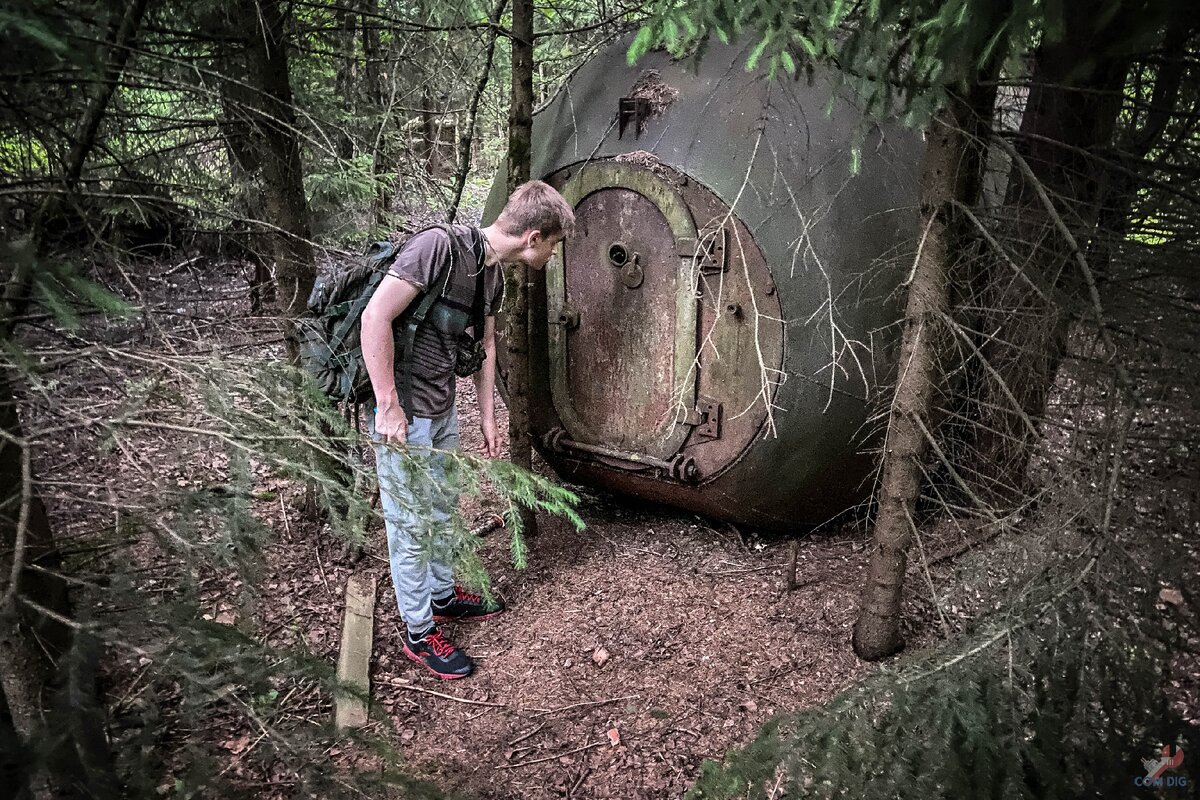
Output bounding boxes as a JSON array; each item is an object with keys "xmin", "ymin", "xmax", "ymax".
[
  {"xmin": 1160, "ymin": 587, "xmax": 1184, "ymax": 606},
  {"xmin": 607, "ymin": 727, "xmax": 621, "ymax": 746},
  {"xmin": 738, "ymin": 699, "xmax": 758, "ymax": 713},
  {"xmin": 593, "ymin": 647, "xmax": 610, "ymax": 667},
  {"xmin": 222, "ymin": 734, "xmax": 250, "ymax": 754}
]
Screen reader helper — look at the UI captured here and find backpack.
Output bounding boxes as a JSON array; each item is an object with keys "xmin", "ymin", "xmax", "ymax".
[{"xmin": 297, "ymin": 224, "xmax": 484, "ymax": 420}]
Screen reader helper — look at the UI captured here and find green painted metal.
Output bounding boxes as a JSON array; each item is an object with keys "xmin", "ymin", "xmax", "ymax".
[{"xmin": 485, "ymin": 38, "xmax": 924, "ymax": 529}]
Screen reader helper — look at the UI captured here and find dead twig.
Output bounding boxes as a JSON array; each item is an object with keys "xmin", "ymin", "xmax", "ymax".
[
  {"xmin": 700, "ymin": 563, "xmax": 780, "ymax": 577},
  {"xmin": 567, "ymin": 766, "xmax": 591, "ymax": 797},
  {"xmin": 380, "ymin": 678, "xmax": 506, "ymax": 708},
  {"xmin": 750, "ymin": 658, "xmax": 817, "ymax": 685},
  {"xmin": 786, "ymin": 539, "xmax": 799, "ymax": 590},
  {"xmin": 161, "ymin": 255, "xmax": 203, "ymax": 278},
  {"xmin": 537, "ymin": 694, "xmax": 639, "ymax": 716},
  {"xmin": 928, "ymin": 527, "xmax": 1005, "ymax": 566},
  {"xmin": 314, "ymin": 541, "xmax": 333, "ymax": 601},
  {"xmin": 279, "ymin": 493, "xmax": 292, "ymax": 541},
  {"xmin": 508, "ymin": 721, "xmax": 547, "ymax": 746},
  {"xmin": 908, "ymin": 510, "xmax": 951, "ymax": 638},
  {"xmin": 495, "ymin": 741, "xmax": 603, "ymax": 770},
  {"xmin": 727, "ymin": 521, "xmax": 748, "ymax": 552}
]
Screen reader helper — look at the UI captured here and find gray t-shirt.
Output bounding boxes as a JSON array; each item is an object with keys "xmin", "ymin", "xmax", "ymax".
[{"xmin": 387, "ymin": 224, "xmax": 503, "ymax": 418}]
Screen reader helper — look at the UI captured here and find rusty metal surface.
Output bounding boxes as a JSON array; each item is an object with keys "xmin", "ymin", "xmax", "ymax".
[
  {"xmin": 547, "ymin": 162, "xmax": 703, "ymax": 461},
  {"xmin": 674, "ymin": 171, "xmax": 784, "ymax": 485},
  {"xmin": 563, "ymin": 187, "xmax": 678, "ymax": 452},
  {"xmin": 540, "ymin": 160, "xmax": 786, "ymax": 487},
  {"xmin": 485, "ymin": 38, "xmax": 923, "ymax": 529}
]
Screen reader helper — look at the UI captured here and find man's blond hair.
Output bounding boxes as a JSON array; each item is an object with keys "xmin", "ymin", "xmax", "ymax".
[{"xmin": 495, "ymin": 180, "xmax": 575, "ymax": 239}]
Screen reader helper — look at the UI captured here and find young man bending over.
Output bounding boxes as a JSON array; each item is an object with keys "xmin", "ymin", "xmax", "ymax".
[{"xmin": 361, "ymin": 181, "xmax": 575, "ymax": 679}]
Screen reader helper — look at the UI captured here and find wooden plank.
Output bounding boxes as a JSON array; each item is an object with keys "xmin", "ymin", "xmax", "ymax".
[{"xmin": 334, "ymin": 573, "xmax": 377, "ymax": 730}]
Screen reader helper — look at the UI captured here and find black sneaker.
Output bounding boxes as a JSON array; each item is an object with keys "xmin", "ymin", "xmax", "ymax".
[
  {"xmin": 432, "ymin": 585, "xmax": 506, "ymax": 622},
  {"xmin": 402, "ymin": 627, "xmax": 473, "ymax": 680}
]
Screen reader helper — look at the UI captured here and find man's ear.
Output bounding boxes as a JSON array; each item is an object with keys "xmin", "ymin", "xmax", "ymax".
[{"xmin": 524, "ymin": 229, "xmax": 542, "ymax": 248}]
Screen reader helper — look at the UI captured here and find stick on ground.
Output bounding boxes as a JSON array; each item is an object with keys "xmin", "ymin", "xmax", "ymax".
[{"xmin": 334, "ymin": 574, "xmax": 377, "ymax": 730}]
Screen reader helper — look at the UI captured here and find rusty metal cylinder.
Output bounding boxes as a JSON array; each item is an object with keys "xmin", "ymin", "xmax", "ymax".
[{"xmin": 484, "ymin": 40, "xmax": 923, "ymax": 529}]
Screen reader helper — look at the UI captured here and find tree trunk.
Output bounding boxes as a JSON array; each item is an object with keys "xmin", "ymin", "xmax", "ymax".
[
  {"xmin": 0, "ymin": 3, "xmax": 150, "ymax": 789},
  {"xmin": 361, "ymin": 0, "xmax": 393, "ymax": 224},
  {"xmin": 217, "ymin": 71, "xmax": 274, "ymax": 315},
  {"xmin": 0, "ymin": 371, "xmax": 55, "ymax": 800},
  {"xmin": 0, "ymin": 372, "xmax": 119, "ymax": 798},
  {"xmin": 239, "ymin": 0, "xmax": 316, "ymax": 360},
  {"xmin": 334, "ymin": 5, "xmax": 357, "ymax": 161},
  {"xmin": 62, "ymin": 0, "xmax": 151, "ymax": 191},
  {"xmin": 853, "ymin": 91, "xmax": 990, "ymax": 661},
  {"xmin": 971, "ymin": 0, "xmax": 1138, "ymax": 500},
  {"xmin": 447, "ymin": 0, "xmax": 507, "ymax": 223},
  {"xmin": 0, "ymin": 683, "xmax": 36, "ymax": 798},
  {"xmin": 505, "ymin": 0, "xmax": 538, "ymax": 538},
  {"xmin": 420, "ymin": 86, "xmax": 438, "ymax": 177},
  {"xmin": 2, "ymin": 0, "xmax": 151, "ymax": 337},
  {"xmin": 1088, "ymin": 17, "xmax": 1197, "ymax": 276}
]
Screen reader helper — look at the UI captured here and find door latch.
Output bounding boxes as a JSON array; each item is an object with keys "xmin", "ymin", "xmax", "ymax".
[{"xmin": 551, "ymin": 307, "xmax": 580, "ymax": 330}]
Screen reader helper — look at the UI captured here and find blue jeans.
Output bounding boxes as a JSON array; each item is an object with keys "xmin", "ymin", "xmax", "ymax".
[{"xmin": 370, "ymin": 407, "xmax": 460, "ymax": 633}]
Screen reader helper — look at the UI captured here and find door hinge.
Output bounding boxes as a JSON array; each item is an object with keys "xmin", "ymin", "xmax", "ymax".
[
  {"xmin": 679, "ymin": 226, "xmax": 728, "ymax": 275},
  {"xmin": 685, "ymin": 400, "xmax": 723, "ymax": 441}
]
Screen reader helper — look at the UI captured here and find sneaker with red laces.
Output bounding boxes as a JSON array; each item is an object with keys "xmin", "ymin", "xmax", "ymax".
[
  {"xmin": 432, "ymin": 585, "xmax": 506, "ymax": 622},
  {"xmin": 402, "ymin": 627, "xmax": 473, "ymax": 680}
]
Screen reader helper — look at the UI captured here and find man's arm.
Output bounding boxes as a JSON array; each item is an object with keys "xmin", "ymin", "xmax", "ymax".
[
  {"xmin": 361, "ymin": 275, "xmax": 421, "ymax": 444},
  {"xmin": 472, "ymin": 315, "xmax": 502, "ymax": 458}
]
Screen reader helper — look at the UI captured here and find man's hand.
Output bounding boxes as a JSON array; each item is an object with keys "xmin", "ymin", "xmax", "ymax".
[
  {"xmin": 480, "ymin": 416, "xmax": 502, "ymax": 458},
  {"xmin": 473, "ymin": 316, "xmax": 502, "ymax": 458},
  {"xmin": 374, "ymin": 404, "xmax": 408, "ymax": 445}
]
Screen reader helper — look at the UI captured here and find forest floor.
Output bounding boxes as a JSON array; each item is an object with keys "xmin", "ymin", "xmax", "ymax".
[
  {"xmin": 24, "ymin": 250, "xmax": 1199, "ymax": 798},
  {"xmin": 335, "ymin": 379, "xmax": 949, "ymax": 800}
]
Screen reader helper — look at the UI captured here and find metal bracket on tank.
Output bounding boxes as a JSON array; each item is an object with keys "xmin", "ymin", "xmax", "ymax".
[
  {"xmin": 543, "ymin": 427, "xmax": 700, "ymax": 484},
  {"xmin": 618, "ymin": 97, "xmax": 651, "ymax": 139},
  {"xmin": 685, "ymin": 400, "xmax": 723, "ymax": 441},
  {"xmin": 678, "ymin": 226, "xmax": 728, "ymax": 275},
  {"xmin": 550, "ymin": 306, "xmax": 580, "ymax": 330}
]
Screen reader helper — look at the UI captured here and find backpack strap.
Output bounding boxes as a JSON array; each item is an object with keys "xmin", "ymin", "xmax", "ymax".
[
  {"xmin": 328, "ymin": 268, "xmax": 385, "ymax": 359},
  {"xmin": 323, "ymin": 246, "xmax": 394, "ymax": 402},
  {"xmin": 322, "ymin": 241, "xmax": 395, "ymax": 376},
  {"xmin": 397, "ymin": 223, "xmax": 460, "ymax": 422},
  {"xmin": 468, "ymin": 229, "xmax": 487, "ymax": 343}
]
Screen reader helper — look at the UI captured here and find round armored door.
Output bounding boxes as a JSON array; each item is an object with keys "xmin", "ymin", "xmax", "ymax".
[{"xmin": 547, "ymin": 163, "xmax": 700, "ymax": 459}]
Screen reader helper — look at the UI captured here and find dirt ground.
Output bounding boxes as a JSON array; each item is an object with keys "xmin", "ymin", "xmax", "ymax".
[
  {"xmin": 26, "ymin": 253, "xmax": 1196, "ymax": 798},
  {"xmin": 338, "ymin": 381, "xmax": 930, "ymax": 799},
  {"xmin": 239, "ymin": 373, "xmax": 965, "ymax": 799},
  {"xmin": 24, "ymin": 254, "xmax": 937, "ymax": 798}
]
